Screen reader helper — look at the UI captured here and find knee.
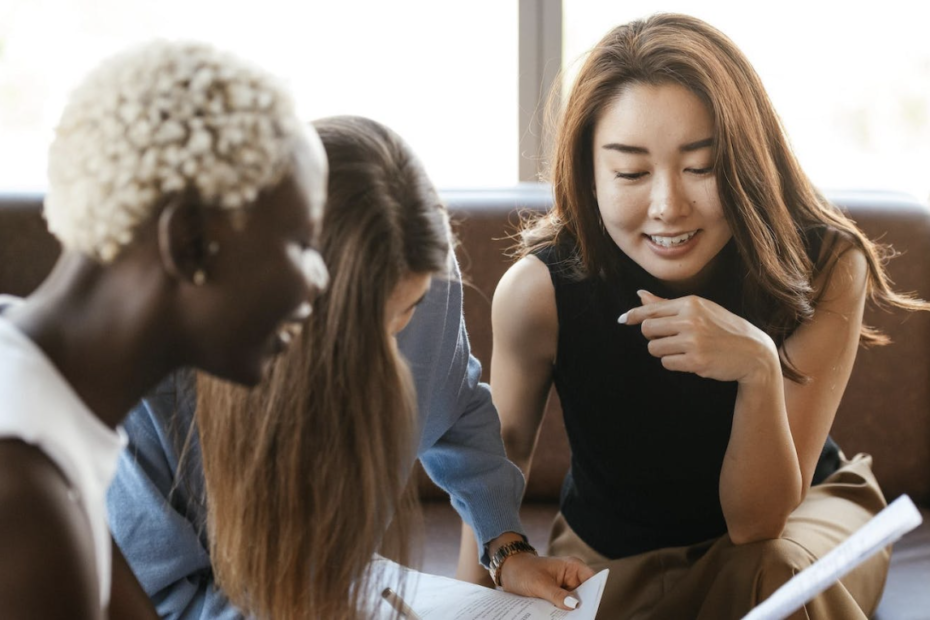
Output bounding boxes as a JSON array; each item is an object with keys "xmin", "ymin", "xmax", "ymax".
[{"xmin": 720, "ymin": 537, "xmax": 814, "ymax": 597}]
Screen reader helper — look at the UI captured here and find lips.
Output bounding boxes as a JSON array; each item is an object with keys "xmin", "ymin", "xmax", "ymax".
[{"xmin": 272, "ymin": 301, "xmax": 313, "ymax": 352}]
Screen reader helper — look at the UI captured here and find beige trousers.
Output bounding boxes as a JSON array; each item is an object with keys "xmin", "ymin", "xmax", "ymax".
[{"xmin": 548, "ymin": 454, "xmax": 890, "ymax": 620}]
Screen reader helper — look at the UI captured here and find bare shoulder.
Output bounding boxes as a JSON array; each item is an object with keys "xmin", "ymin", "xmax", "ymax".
[
  {"xmin": 493, "ymin": 255, "xmax": 558, "ymax": 356},
  {"xmin": 813, "ymin": 234, "xmax": 868, "ymax": 306},
  {"xmin": 0, "ymin": 440, "xmax": 100, "ymax": 619}
]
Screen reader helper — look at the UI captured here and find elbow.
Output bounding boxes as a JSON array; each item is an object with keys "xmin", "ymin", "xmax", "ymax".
[
  {"xmin": 727, "ymin": 518, "xmax": 788, "ymax": 546},
  {"xmin": 500, "ymin": 433, "xmax": 534, "ymax": 475},
  {"xmin": 723, "ymin": 471, "xmax": 804, "ymax": 546},
  {"xmin": 725, "ymin": 499, "xmax": 796, "ymax": 545}
]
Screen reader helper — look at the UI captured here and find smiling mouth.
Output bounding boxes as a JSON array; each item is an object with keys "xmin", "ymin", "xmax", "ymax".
[
  {"xmin": 274, "ymin": 302, "xmax": 313, "ymax": 348},
  {"xmin": 276, "ymin": 322, "xmax": 303, "ymax": 346},
  {"xmin": 648, "ymin": 231, "xmax": 698, "ymax": 248}
]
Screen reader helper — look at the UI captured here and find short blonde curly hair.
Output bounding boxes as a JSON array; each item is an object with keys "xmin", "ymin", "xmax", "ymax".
[{"xmin": 45, "ymin": 40, "xmax": 307, "ymax": 262}]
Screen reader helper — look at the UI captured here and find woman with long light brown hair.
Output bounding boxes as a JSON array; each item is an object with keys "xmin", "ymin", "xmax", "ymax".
[
  {"xmin": 458, "ymin": 13, "xmax": 928, "ymax": 619},
  {"xmin": 108, "ymin": 115, "xmax": 593, "ymax": 620},
  {"xmin": 195, "ymin": 115, "xmax": 444, "ymax": 620}
]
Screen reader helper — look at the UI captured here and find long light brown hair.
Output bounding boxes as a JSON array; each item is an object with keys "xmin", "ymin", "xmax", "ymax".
[
  {"xmin": 523, "ymin": 13, "xmax": 927, "ymax": 380},
  {"xmin": 196, "ymin": 115, "xmax": 450, "ymax": 619}
]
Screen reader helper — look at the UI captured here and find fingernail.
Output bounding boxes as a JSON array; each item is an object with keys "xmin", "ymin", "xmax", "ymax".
[
  {"xmin": 564, "ymin": 596, "xmax": 579, "ymax": 609},
  {"xmin": 617, "ymin": 312, "xmax": 628, "ymax": 324},
  {"xmin": 636, "ymin": 289, "xmax": 648, "ymax": 298}
]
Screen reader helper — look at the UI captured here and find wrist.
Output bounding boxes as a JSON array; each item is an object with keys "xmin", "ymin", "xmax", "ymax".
[
  {"xmin": 487, "ymin": 532, "xmax": 525, "ymax": 559},
  {"xmin": 738, "ymin": 334, "xmax": 780, "ymax": 386},
  {"xmin": 487, "ymin": 538, "xmax": 537, "ymax": 588}
]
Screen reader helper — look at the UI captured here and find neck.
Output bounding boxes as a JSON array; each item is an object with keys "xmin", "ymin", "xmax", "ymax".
[{"xmin": 8, "ymin": 252, "xmax": 182, "ymax": 429}]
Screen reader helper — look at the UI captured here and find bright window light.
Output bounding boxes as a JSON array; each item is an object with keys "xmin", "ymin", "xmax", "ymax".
[{"xmin": 0, "ymin": 0, "xmax": 518, "ymax": 191}]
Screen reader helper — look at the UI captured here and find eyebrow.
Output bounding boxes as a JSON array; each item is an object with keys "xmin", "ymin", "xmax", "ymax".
[{"xmin": 602, "ymin": 137, "xmax": 714, "ymax": 155}]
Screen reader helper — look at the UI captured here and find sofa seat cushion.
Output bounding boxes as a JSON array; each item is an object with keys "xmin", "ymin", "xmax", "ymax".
[{"xmin": 874, "ymin": 510, "xmax": 930, "ymax": 620}]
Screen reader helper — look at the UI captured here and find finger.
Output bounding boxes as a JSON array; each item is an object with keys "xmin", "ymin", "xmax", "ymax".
[
  {"xmin": 647, "ymin": 336, "xmax": 689, "ymax": 359},
  {"xmin": 561, "ymin": 557, "xmax": 597, "ymax": 588},
  {"xmin": 639, "ymin": 316, "xmax": 683, "ymax": 340},
  {"xmin": 619, "ymin": 300, "xmax": 682, "ymax": 325},
  {"xmin": 548, "ymin": 556, "xmax": 595, "ymax": 591},
  {"xmin": 637, "ymin": 289, "xmax": 667, "ymax": 304},
  {"xmin": 660, "ymin": 353, "xmax": 692, "ymax": 373},
  {"xmin": 536, "ymin": 584, "xmax": 581, "ymax": 611}
]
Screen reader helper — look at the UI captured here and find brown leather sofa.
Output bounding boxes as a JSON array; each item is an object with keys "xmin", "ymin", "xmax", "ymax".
[
  {"xmin": 433, "ymin": 186, "xmax": 930, "ymax": 620},
  {"xmin": 2, "ymin": 188, "xmax": 928, "ymax": 619}
]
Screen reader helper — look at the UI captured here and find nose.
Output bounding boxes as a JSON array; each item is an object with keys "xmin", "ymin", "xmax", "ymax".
[{"xmin": 647, "ymin": 172, "xmax": 691, "ymax": 222}]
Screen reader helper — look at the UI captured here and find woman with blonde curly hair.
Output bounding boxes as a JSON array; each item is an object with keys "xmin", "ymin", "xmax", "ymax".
[
  {"xmin": 0, "ymin": 41, "xmax": 328, "ymax": 618},
  {"xmin": 458, "ymin": 13, "xmax": 928, "ymax": 619}
]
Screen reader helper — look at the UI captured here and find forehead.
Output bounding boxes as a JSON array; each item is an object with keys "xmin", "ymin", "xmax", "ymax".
[
  {"xmin": 246, "ymin": 144, "xmax": 323, "ymax": 236},
  {"xmin": 290, "ymin": 130, "xmax": 329, "ymax": 225},
  {"xmin": 389, "ymin": 272, "xmax": 432, "ymax": 307},
  {"xmin": 594, "ymin": 82, "xmax": 713, "ymax": 145}
]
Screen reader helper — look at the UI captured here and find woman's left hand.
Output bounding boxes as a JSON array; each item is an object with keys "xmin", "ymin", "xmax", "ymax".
[{"xmin": 619, "ymin": 290, "xmax": 779, "ymax": 384}]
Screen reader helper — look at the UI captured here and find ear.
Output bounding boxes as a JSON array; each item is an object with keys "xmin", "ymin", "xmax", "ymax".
[{"xmin": 157, "ymin": 197, "xmax": 208, "ymax": 286}]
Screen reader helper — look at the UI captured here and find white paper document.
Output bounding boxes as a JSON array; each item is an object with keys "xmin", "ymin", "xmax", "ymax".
[
  {"xmin": 743, "ymin": 494, "xmax": 923, "ymax": 620},
  {"xmin": 370, "ymin": 558, "xmax": 609, "ymax": 620}
]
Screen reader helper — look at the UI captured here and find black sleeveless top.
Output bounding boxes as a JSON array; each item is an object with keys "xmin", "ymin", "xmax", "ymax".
[{"xmin": 536, "ymin": 233, "xmax": 841, "ymax": 559}]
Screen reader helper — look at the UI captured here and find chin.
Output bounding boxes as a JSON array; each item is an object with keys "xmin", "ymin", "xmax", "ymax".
[{"xmin": 203, "ymin": 355, "xmax": 269, "ymax": 388}]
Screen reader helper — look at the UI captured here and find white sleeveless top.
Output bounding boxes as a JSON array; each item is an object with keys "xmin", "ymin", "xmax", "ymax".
[{"xmin": 0, "ymin": 307, "xmax": 126, "ymax": 608}]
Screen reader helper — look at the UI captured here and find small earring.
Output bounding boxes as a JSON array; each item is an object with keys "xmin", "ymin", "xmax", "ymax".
[
  {"xmin": 193, "ymin": 269, "xmax": 206, "ymax": 286},
  {"xmin": 207, "ymin": 241, "xmax": 220, "ymax": 256}
]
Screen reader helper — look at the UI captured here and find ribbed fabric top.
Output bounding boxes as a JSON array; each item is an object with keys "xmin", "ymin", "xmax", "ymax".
[{"xmin": 536, "ymin": 233, "xmax": 840, "ymax": 559}]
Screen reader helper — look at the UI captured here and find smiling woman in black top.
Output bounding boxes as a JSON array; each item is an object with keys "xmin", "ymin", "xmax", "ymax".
[{"xmin": 458, "ymin": 13, "xmax": 928, "ymax": 619}]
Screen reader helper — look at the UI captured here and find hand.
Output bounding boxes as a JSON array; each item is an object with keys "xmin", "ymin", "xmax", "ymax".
[
  {"xmin": 620, "ymin": 290, "xmax": 779, "ymax": 384},
  {"xmin": 498, "ymin": 552, "xmax": 596, "ymax": 610}
]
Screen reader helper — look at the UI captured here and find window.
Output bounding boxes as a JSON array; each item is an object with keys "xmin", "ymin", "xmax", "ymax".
[
  {"xmin": 3, "ymin": 2, "xmax": 928, "ymax": 200},
  {"xmin": 0, "ymin": 0, "xmax": 517, "ymax": 190}
]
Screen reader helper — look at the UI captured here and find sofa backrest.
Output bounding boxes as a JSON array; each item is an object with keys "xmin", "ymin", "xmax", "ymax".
[{"xmin": 2, "ymin": 189, "xmax": 929, "ymax": 508}]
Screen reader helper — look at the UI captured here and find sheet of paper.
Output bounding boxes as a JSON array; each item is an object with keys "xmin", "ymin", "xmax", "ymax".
[
  {"xmin": 370, "ymin": 558, "xmax": 609, "ymax": 620},
  {"xmin": 743, "ymin": 494, "xmax": 923, "ymax": 620}
]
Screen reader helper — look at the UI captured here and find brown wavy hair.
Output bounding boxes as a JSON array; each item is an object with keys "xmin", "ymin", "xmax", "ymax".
[
  {"xmin": 196, "ymin": 115, "xmax": 450, "ymax": 619},
  {"xmin": 522, "ymin": 12, "xmax": 927, "ymax": 381}
]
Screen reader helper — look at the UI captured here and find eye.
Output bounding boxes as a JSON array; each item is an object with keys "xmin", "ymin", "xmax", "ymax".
[
  {"xmin": 686, "ymin": 166, "xmax": 714, "ymax": 176},
  {"xmin": 615, "ymin": 171, "xmax": 648, "ymax": 180}
]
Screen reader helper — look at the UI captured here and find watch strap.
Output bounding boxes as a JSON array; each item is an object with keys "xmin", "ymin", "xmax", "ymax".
[{"xmin": 488, "ymin": 540, "xmax": 537, "ymax": 588}]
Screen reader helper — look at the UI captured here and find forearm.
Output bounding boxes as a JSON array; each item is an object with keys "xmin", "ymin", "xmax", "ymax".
[
  {"xmin": 719, "ymin": 360, "xmax": 803, "ymax": 543},
  {"xmin": 108, "ymin": 541, "xmax": 159, "ymax": 620}
]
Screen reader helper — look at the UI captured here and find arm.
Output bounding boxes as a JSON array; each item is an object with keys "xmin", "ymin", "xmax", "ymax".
[
  {"xmin": 455, "ymin": 257, "xmax": 591, "ymax": 605},
  {"xmin": 106, "ymin": 376, "xmax": 246, "ymax": 620},
  {"xmin": 0, "ymin": 441, "xmax": 100, "ymax": 619},
  {"xmin": 626, "ymin": 244, "xmax": 868, "ymax": 543},
  {"xmin": 405, "ymin": 257, "xmax": 525, "ymax": 568},
  {"xmin": 109, "ymin": 539, "xmax": 159, "ymax": 620}
]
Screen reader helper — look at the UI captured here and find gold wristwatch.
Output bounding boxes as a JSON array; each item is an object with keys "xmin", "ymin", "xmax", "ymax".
[{"xmin": 488, "ymin": 540, "xmax": 538, "ymax": 587}]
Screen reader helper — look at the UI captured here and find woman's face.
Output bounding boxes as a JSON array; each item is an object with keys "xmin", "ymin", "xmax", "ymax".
[
  {"xmin": 592, "ymin": 82, "xmax": 732, "ymax": 291},
  {"xmin": 386, "ymin": 272, "xmax": 432, "ymax": 336},
  {"xmin": 196, "ymin": 135, "xmax": 330, "ymax": 385}
]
